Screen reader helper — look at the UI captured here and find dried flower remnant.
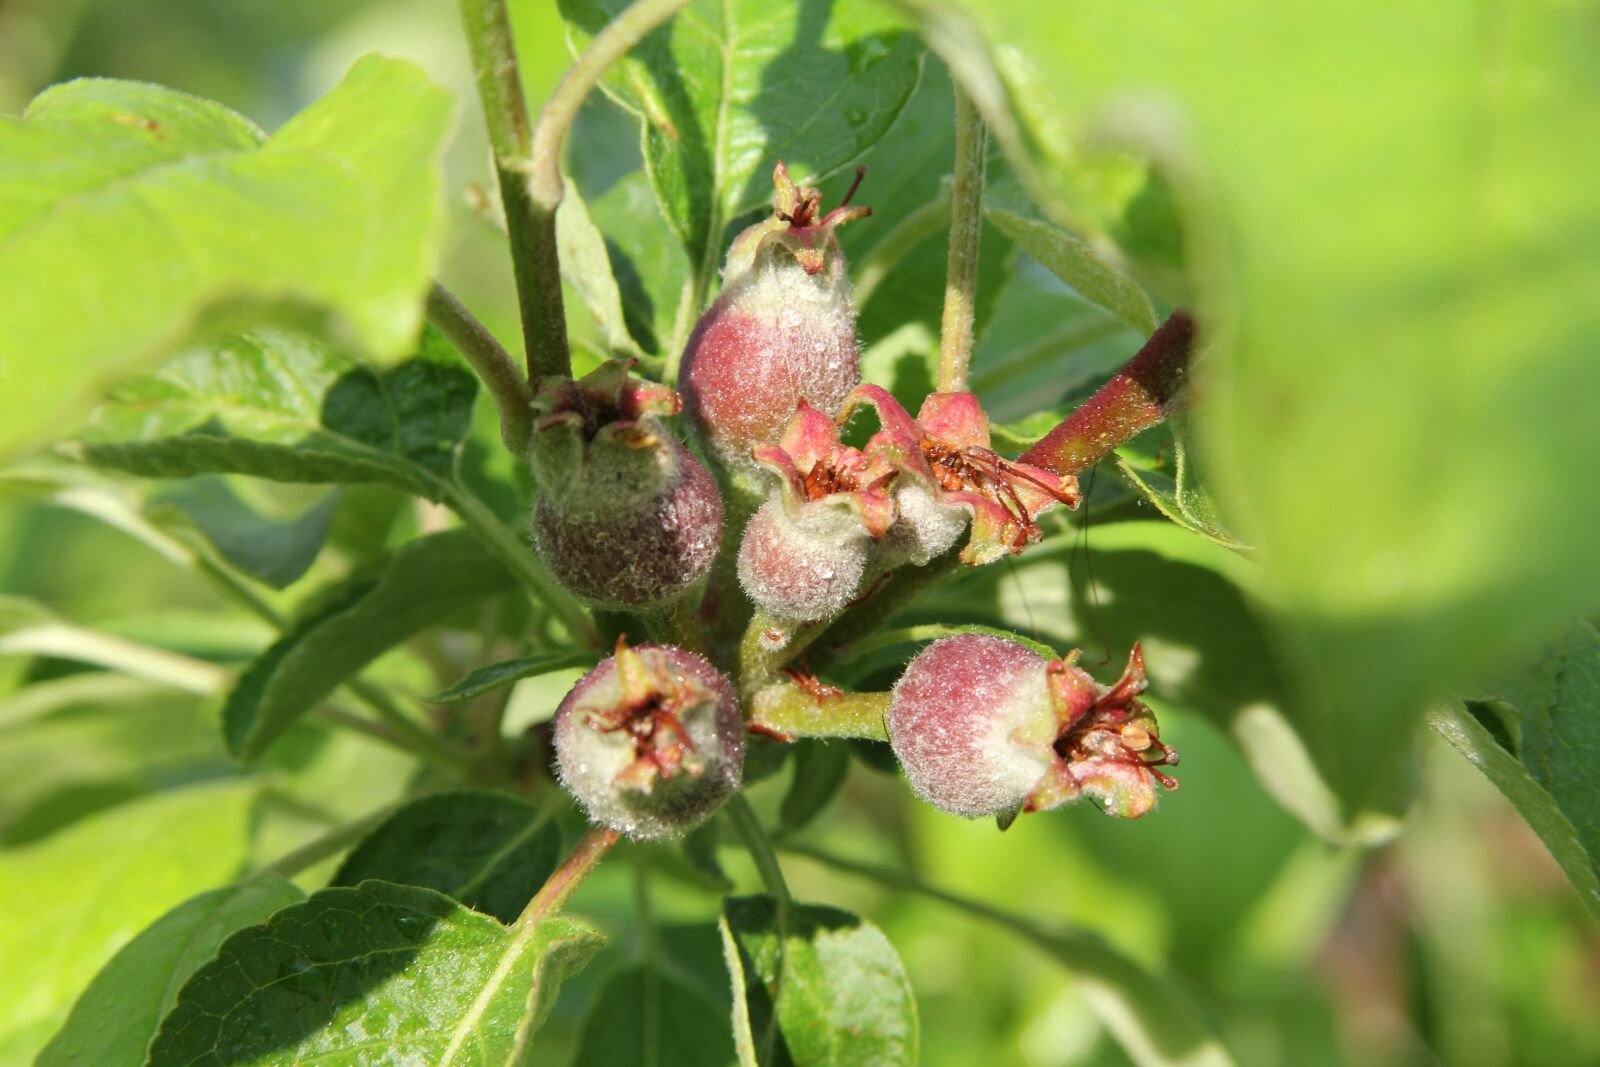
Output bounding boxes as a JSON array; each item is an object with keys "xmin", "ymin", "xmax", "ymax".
[
  {"xmin": 680, "ymin": 162, "xmax": 870, "ymax": 468},
  {"xmin": 555, "ymin": 640, "xmax": 744, "ymax": 840},
  {"xmin": 845, "ymin": 386, "xmax": 1081, "ymax": 566},
  {"xmin": 888, "ymin": 634, "xmax": 1177, "ymax": 820}
]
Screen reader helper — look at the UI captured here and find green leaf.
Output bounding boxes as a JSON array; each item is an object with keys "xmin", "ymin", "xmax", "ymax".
[
  {"xmin": 223, "ymin": 528, "xmax": 512, "ymax": 760},
  {"xmin": 429, "ymin": 650, "xmax": 604, "ymax": 704},
  {"xmin": 148, "ymin": 477, "xmax": 338, "ymax": 589},
  {"xmin": 561, "ymin": 0, "xmax": 924, "ymax": 280},
  {"xmin": 559, "ymin": 177, "xmax": 652, "ymax": 362},
  {"xmin": 0, "ymin": 56, "xmax": 455, "ymax": 458},
  {"xmin": 79, "ymin": 326, "xmax": 478, "ymax": 499},
  {"xmin": 573, "ymin": 964, "xmax": 736, "ymax": 1067},
  {"xmin": 0, "ymin": 679, "xmax": 221, "ymax": 844},
  {"xmin": 146, "ymin": 880, "xmax": 604, "ymax": 1066},
  {"xmin": 1112, "ymin": 421, "xmax": 1249, "ymax": 553},
  {"xmin": 719, "ymin": 895, "xmax": 917, "ymax": 1067},
  {"xmin": 0, "ymin": 780, "xmax": 258, "ymax": 1062},
  {"xmin": 37, "ymin": 873, "xmax": 304, "ymax": 1067},
  {"xmin": 984, "ymin": 202, "xmax": 1156, "ymax": 334},
  {"xmin": 913, "ymin": 520, "xmax": 1408, "ymax": 843},
  {"xmin": 332, "ymin": 790, "xmax": 563, "ymax": 924},
  {"xmin": 779, "ymin": 741, "xmax": 851, "ymax": 833},
  {"xmin": 942, "ymin": 0, "xmax": 1600, "ymax": 811},
  {"xmin": 1429, "ymin": 621, "xmax": 1600, "ymax": 921}
]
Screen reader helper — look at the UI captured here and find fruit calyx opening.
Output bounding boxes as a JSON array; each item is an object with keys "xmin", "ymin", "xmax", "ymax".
[{"xmin": 581, "ymin": 638, "xmax": 707, "ymax": 790}]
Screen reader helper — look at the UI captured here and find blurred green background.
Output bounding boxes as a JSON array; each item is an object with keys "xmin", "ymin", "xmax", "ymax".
[{"xmin": 1, "ymin": 2, "xmax": 1597, "ymax": 1066}]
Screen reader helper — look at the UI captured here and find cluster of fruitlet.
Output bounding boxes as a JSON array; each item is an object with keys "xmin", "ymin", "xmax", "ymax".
[{"xmin": 540, "ymin": 163, "xmax": 1180, "ymax": 840}]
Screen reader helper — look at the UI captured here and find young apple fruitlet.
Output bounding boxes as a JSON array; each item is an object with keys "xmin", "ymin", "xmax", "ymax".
[
  {"xmin": 888, "ymin": 634, "xmax": 1178, "ymax": 820},
  {"xmin": 529, "ymin": 360, "xmax": 723, "ymax": 609},
  {"xmin": 554, "ymin": 640, "xmax": 744, "ymax": 840},
  {"xmin": 680, "ymin": 162, "xmax": 870, "ymax": 468}
]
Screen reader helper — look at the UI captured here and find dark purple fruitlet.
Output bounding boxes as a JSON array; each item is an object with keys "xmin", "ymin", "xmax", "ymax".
[
  {"xmin": 737, "ymin": 401, "xmax": 894, "ymax": 622},
  {"xmin": 554, "ymin": 639, "xmax": 744, "ymax": 840},
  {"xmin": 680, "ymin": 162, "xmax": 870, "ymax": 468},
  {"xmin": 529, "ymin": 360, "xmax": 722, "ymax": 609},
  {"xmin": 888, "ymin": 634, "xmax": 1178, "ymax": 820}
]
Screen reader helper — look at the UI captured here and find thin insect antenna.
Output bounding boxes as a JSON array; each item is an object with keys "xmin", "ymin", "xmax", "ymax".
[
  {"xmin": 1074, "ymin": 468, "xmax": 1111, "ymax": 668},
  {"xmin": 1003, "ymin": 553, "xmax": 1040, "ymax": 645},
  {"xmin": 839, "ymin": 165, "xmax": 867, "ymax": 207}
]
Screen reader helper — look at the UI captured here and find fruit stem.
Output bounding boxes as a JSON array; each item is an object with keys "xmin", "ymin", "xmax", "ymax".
[
  {"xmin": 519, "ymin": 825, "xmax": 621, "ymax": 924},
  {"xmin": 727, "ymin": 794, "xmax": 793, "ymax": 906},
  {"xmin": 1020, "ymin": 310, "xmax": 1197, "ymax": 476},
  {"xmin": 749, "ymin": 682, "xmax": 891, "ymax": 742},
  {"xmin": 426, "ymin": 283, "xmax": 533, "ymax": 456},
  {"xmin": 936, "ymin": 83, "xmax": 989, "ymax": 392}
]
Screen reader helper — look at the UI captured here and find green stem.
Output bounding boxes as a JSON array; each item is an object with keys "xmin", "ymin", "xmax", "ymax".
[
  {"xmin": 522, "ymin": 0, "xmax": 693, "ymax": 380},
  {"xmin": 520, "ymin": 825, "xmax": 621, "ymax": 924},
  {"xmin": 749, "ymin": 682, "xmax": 890, "ymax": 742},
  {"xmin": 936, "ymin": 84, "xmax": 988, "ymax": 393},
  {"xmin": 457, "ymin": 0, "xmax": 557, "ymax": 378},
  {"xmin": 811, "ymin": 552, "xmax": 964, "ymax": 666},
  {"xmin": 736, "ymin": 610, "xmax": 826, "ymax": 701},
  {"xmin": 443, "ymin": 483, "xmax": 600, "ymax": 648},
  {"xmin": 263, "ymin": 804, "xmax": 397, "ymax": 878},
  {"xmin": 427, "ymin": 282, "xmax": 533, "ymax": 456},
  {"xmin": 727, "ymin": 795, "xmax": 792, "ymax": 905},
  {"xmin": 345, "ymin": 680, "xmax": 486, "ymax": 780}
]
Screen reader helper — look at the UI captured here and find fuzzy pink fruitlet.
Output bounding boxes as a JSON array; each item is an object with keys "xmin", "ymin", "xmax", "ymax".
[
  {"xmin": 737, "ymin": 401, "xmax": 894, "ymax": 622},
  {"xmin": 529, "ymin": 360, "xmax": 722, "ymax": 609},
  {"xmin": 555, "ymin": 641, "xmax": 744, "ymax": 840},
  {"xmin": 888, "ymin": 634, "xmax": 1178, "ymax": 820},
  {"xmin": 680, "ymin": 162, "xmax": 870, "ymax": 467}
]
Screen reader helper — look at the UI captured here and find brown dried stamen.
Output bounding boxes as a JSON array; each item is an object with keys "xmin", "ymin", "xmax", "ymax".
[
  {"xmin": 585, "ymin": 686, "xmax": 703, "ymax": 786},
  {"xmin": 921, "ymin": 437, "xmax": 1079, "ymax": 549},
  {"xmin": 781, "ymin": 660, "xmax": 844, "ymax": 702},
  {"xmin": 800, "ymin": 458, "xmax": 860, "ymax": 500},
  {"xmin": 1050, "ymin": 703, "xmax": 1180, "ymax": 788}
]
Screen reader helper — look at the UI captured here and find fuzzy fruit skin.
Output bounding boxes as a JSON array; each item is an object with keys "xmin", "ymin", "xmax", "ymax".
[
  {"xmin": 554, "ymin": 644, "xmax": 744, "ymax": 840},
  {"xmin": 888, "ymin": 635, "xmax": 1055, "ymax": 817},
  {"xmin": 532, "ymin": 438, "xmax": 722, "ymax": 609},
  {"xmin": 680, "ymin": 260, "xmax": 860, "ymax": 467},
  {"xmin": 737, "ymin": 496, "xmax": 870, "ymax": 623},
  {"xmin": 889, "ymin": 635, "xmax": 1177, "ymax": 820}
]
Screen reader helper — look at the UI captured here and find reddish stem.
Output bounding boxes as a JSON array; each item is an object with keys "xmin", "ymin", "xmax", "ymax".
[
  {"xmin": 1020, "ymin": 310, "xmax": 1196, "ymax": 477},
  {"xmin": 519, "ymin": 825, "xmax": 620, "ymax": 924}
]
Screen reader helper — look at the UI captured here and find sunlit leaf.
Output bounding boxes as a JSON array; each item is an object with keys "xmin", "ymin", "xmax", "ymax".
[
  {"xmin": 0, "ymin": 781, "xmax": 258, "ymax": 1062},
  {"xmin": 720, "ymin": 894, "xmax": 917, "ymax": 1066},
  {"xmin": 147, "ymin": 880, "xmax": 603, "ymax": 1065},
  {"xmin": 0, "ymin": 56, "xmax": 455, "ymax": 457},
  {"xmin": 37, "ymin": 873, "xmax": 303, "ymax": 1067}
]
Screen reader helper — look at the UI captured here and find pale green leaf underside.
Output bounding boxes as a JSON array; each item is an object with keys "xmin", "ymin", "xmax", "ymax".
[
  {"xmin": 333, "ymin": 790, "xmax": 563, "ymax": 925},
  {"xmin": 0, "ymin": 55, "xmax": 454, "ymax": 458},
  {"xmin": 0, "ymin": 781, "xmax": 258, "ymax": 1063},
  {"xmin": 146, "ymin": 880, "xmax": 603, "ymax": 1066},
  {"xmin": 945, "ymin": 0, "xmax": 1600, "ymax": 811},
  {"xmin": 38, "ymin": 874, "xmax": 305, "ymax": 1067},
  {"xmin": 985, "ymin": 204, "xmax": 1156, "ymax": 334},
  {"xmin": 79, "ymin": 327, "xmax": 478, "ymax": 499},
  {"xmin": 562, "ymin": 0, "xmax": 923, "ymax": 274},
  {"xmin": 223, "ymin": 528, "xmax": 512, "ymax": 760},
  {"xmin": 720, "ymin": 895, "xmax": 918, "ymax": 1067}
]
